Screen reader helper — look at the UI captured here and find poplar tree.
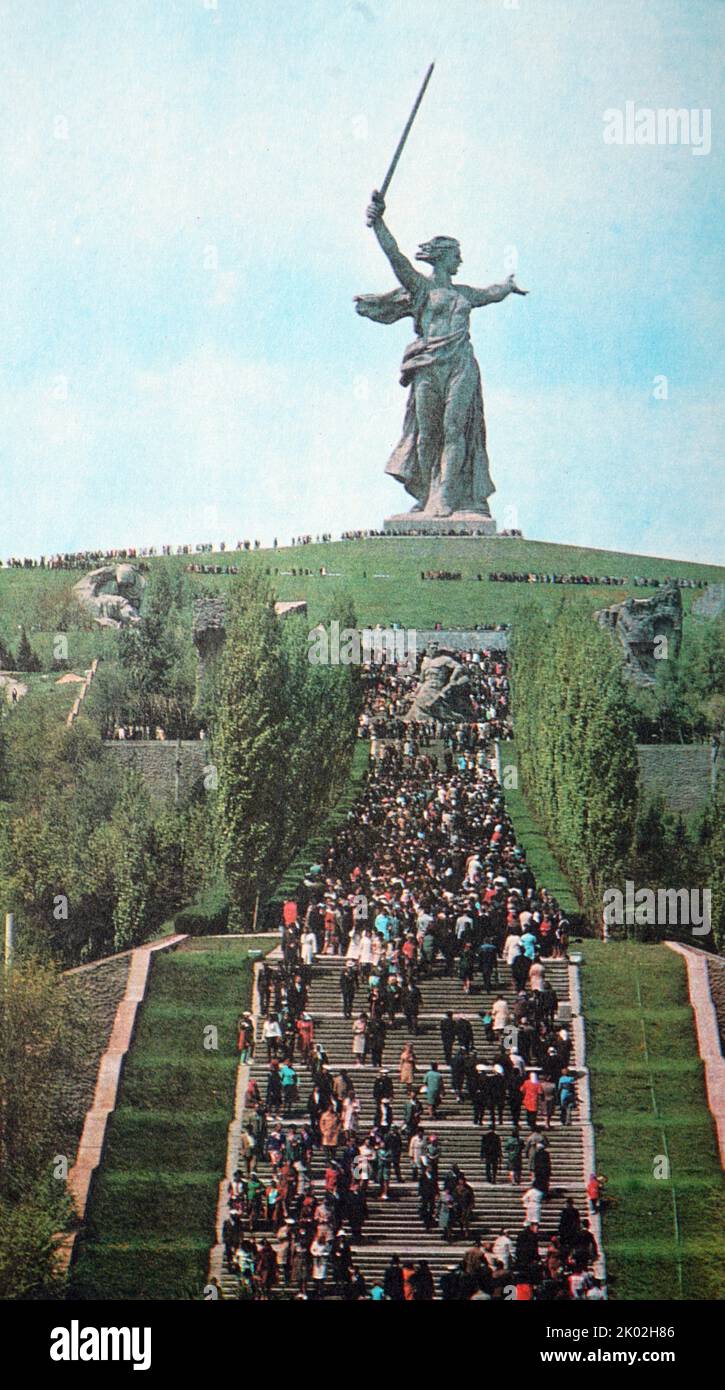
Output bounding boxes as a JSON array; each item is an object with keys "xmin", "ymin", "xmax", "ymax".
[
  {"xmin": 511, "ymin": 602, "xmax": 639, "ymax": 925},
  {"xmin": 215, "ymin": 573, "xmax": 288, "ymax": 930}
]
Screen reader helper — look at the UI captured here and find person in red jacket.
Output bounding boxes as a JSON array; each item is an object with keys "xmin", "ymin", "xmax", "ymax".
[
  {"xmin": 520, "ymin": 1072, "xmax": 542, "ymax": 1131},
  {"xmin": 587, "ymin": 1172, "xmax": 606, "ymax": 1214},
  {"xmin": 296, "ymin": 1013, "xmax": 315, "ymax": 1065}
]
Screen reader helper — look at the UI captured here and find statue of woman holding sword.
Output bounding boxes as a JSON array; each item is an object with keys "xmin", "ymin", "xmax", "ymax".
[{"xmin": 356, "ymin": 188, "xmax": 528, "ymax": 519}]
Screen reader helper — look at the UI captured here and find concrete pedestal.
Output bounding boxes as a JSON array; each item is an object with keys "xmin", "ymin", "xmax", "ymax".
[{"xmin": 383, "ymin": 511, "xmax": 497, "ymax": 536}]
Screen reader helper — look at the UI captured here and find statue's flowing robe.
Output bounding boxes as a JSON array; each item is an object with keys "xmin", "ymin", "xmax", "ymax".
[{"xmin": 354, "ymin": 286, "xmax": 495, "ymax": 511}]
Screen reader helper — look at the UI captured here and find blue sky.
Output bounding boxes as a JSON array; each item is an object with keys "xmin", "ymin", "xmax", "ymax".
[{"xmin": 0, "ymin": 0, "xmax": 723, "ymax": 562}]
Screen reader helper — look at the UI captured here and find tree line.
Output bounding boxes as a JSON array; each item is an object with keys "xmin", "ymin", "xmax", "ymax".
[
  {"xmin": 0, "ymin": 566, "xmax": 362, "ymax": 962},
  {"xmin": 511, "ymin": 601, "xmax": 724, "ymax": 949},
  {"xmin": 216, "ymin": 572, "xmax": 361, "ymax": 931}
]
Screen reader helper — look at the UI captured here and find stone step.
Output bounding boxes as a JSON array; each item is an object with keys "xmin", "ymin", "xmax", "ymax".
[{"xmin": 217, "ymin": 938, "xmax": 592, "ymax": 1298}]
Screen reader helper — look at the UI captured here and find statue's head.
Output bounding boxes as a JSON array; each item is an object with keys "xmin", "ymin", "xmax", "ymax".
[{"xmin": 416, "ymin": 236, "xmax": 462, "ymax": 274}]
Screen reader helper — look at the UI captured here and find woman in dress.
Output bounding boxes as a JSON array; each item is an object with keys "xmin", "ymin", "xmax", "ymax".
[
  {"xmin": 399, "ymin": 1042, "xmax": 417, "ymax": 1096},
  {"xmin": 351, "ymin": 1012, "xmax": 368, "ymax": 1068},
  {"xmin": 345, "ymin": 927, "xmax": 362, "ymax": 967},
  {"xmin": 358, "ymin": 929, "xmax": 374, "ymax": 980},
  {"xmin": 342, "ymin": 1089, "xmax": 360, "ymax": 1139}
]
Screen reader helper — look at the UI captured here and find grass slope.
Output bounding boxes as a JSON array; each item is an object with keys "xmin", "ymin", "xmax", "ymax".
[
  {"xmin": 497, "ymin": 740, "xmax": 580, "ymax": 917},
  {"xmin": 2, "ymin": 538, "xmax": 722, "ymax": 653},
  {"xmin": 70, "ymin": 940, "xmax": 266, "ymax": 1301},
  {"xmin": 579, "ymin": 940, "xmax": 724, "ymax": 1301},
  {"xmin": 149, "ymin": 537, "xmax": 725, "ymax": 632},
  {"xmin": 266, "ymin": 740, "xmax": 370, "ymax": 910}
]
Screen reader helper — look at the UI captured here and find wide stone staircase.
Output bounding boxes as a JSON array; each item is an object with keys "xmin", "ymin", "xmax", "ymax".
[{"xmin": 216, "ymin": 951, "xmax": 590, "ymax": 1297}]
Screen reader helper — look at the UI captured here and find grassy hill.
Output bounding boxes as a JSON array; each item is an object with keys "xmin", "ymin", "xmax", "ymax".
[
  {"xmin": 2, "ymin": 538, "xmax": 723, "ymax": 664},
  {"xmin": 139, "ymin": 536, "xmax": 725, "ymax": 633}
]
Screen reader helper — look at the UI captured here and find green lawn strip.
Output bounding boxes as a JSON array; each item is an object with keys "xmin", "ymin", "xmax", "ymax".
[
  {"xmin": 128, "ymin": 1003, "xmax": 241, "ymax": 1056},
  {"xmin": 70, "ymin": 941, "xmax": 264, "ymax": 1300},
  {"xmin": 496, "ymin": 743, "xmax": 581, "ymax": 916},
  {"xmin": 579, "ymin": 940, "xmax": 725, "ymax": 1301},
  {"xmin": 86, "ymin": 1172, "xmax": 220, "ymax": 1240},
  {"xmin": 586, "ymin": 1014, "xmax": 702, "ymax": 1065},
  {"xmin": 590, "ymin": 1061, "xmax": 700, "ymax": 1076},
  {"xmin": 103, "ymin": 1110, "xmax": 230, "ymax": 1172},
  {"xmin": 70, "ymin": 1240, "xmax": 212, "ymax": 1302},
  {"xmin": 120, "ymin": 1059, "xmax": 238, "ymax": 1113}
]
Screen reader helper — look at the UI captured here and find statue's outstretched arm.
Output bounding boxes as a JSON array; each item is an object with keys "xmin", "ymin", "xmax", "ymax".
[
  {"xmin": 465, "ymin": 275, "xmax": 529, "ymax": 308},
  {"xmin": 366, "ymin": 191, "xmax": 424, "ymax": 296}
]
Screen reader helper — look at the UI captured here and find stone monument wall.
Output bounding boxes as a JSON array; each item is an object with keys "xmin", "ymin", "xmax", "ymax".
[
  {"xmin": 104, "ymin": 740, "xmax": 209, "ymax": 803},
  {"xmin": 415, "ymin": 628, "xmax": 508, "ymax": 653},
  {"xmin": 637, "ymin": 743, "xmax": 716, "ymax": 815}
]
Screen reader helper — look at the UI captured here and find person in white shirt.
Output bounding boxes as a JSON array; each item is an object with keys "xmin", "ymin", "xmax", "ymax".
[
  {"xmin": 342, "ymin": 1093, "xmax": 360, "ymax": 1137},
  {"xmin": 522, "ymin": 1185, "xmax": 543, "ymax": 1227},
  {"xmin": 301, "ymin": 930, "xmax": 317, "ymax": 967},
  {"xmin": 491, "ymin": 996, "xmax": 510, "ymax": 1034},
  {"xmin": 262, "ymin": 1015, "xmax": 282, "ymax": 1059},
  {"xmin": 529, "ymin": 959, "xmax": 545, "ymax": 992},
  {"xmin": 492, "ymin": 1230, "xmax": 514, "ymax": 1271},
  {"xmin": 502, "ymin": 932, "xmax": 523, "ymax": 966}
]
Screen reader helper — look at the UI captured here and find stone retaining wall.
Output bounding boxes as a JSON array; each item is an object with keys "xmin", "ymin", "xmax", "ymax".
[
  {"xmin": 61, "ymin": 953, "xmax": 132, "ymax": 1164},
  {"xmin": 104, "ymin": 739, "xmax": 209, "ymax": 803},
  {"xmin": 637, "ymin": 743, "xmax": 715, "ymax": 814},
  {"xmin": 58, "ymin": 934, "xmax": 188, "ymax": 1273},
  {"xmin": 666, "ymin": 942, "xmax": 725, "ymax": 1168}
]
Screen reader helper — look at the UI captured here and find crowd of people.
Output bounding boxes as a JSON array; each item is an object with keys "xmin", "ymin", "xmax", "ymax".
[
  {"xmin": 1, "ymin": 542, "xmax": 265, "ymax": 570},
  {"xmin": 358, "ymin": 649, "xmax": 511, "ymax": 745},
  {"xmin": 339, "ymin": 528, "xmax": 523, "ymax": 541},
  {"xmin": 103, "ymin": 722, "xmax": 207, "ymax": 742},
  {"xmin": 222, "ymin": 650, "xmax": 606, "ymax": 1300},
  {"xmin": 487, "ymin": 570, "xmax": 705, "ymax": 588}
]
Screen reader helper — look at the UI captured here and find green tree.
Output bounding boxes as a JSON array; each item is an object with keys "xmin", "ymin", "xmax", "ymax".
[
  {"xmin": 117, "ymin": 569, "xmax": 195, "ymax": 730},
  {"xmin": 0, "ymin": 958, "xmax": 79, "ymax": 1297},
  {"xmin": 511, "ymin": 601, "xmax": 639, "ymax": 926},
  {"xmin": 279, "ymin": 593, "xmax": 361, "ymax": 864},
  {"xmin": 15, "ymin": 627, "xmax": 41, "ymax": 674},
  {"xmin": 0, "ymin": 956, "xmax": 83, "ymax": 1201},
  {"xmin": 705, "ymin": 766, "xmax": 725, "ymax": 952},
  {"xmin": 215, "ymin": 573, "xmax": 288, "ymax": 930},
  {"xmin": 112, "ymin": 775, "xmax": 154, "ymax": 950}
]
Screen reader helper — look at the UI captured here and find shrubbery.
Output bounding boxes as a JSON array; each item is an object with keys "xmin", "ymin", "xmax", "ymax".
[{"xmin": 0, "ymin": 958, "xmax": 81, "ymax": 1297}]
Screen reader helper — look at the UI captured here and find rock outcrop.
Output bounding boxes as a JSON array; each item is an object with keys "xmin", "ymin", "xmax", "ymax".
[
  {"xmin": 595, "ymin": 583, "xmax": 682, "ymax": 686},
  {"xmin": 74, "ymin": 564, "xmax": 147, "ymax": 628}
]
